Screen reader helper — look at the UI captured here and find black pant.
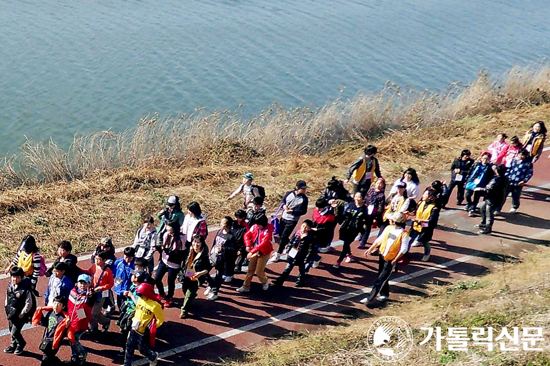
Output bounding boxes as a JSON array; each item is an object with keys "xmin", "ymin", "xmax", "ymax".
[
  {"xmin": 223, "ymin": 249, "xmax": 237, "ymax": 277},
  {"xmin": 480, "ymin": 200, "xmax": 495, "ymax": 231},
  {"xmin": 154, "ymin": 261, "xmax": 179, "ymax": 299},
  {"xmin": 41, "ymin": 341, "xmax": 61, "ymax": 366},
  {"xmin": 116, "ymin": 294, "xmax": 128, "ymax": 310},
  {"xmin": 277, "ymin": 219, "xmax": 299, "ymax": 254},
  {"xmin": 448, "ymin": 180, "xmax": 465, "ymax": 203},
  {"xmin": 275, "ymin": 258, "xmax": 306, "ymax": 285},
  {"xmin": 366, "ymin": 256, "xmax": 394, "ymax": 301},
  {"xmin": 234, "ymin": 246, "xmax": 249, "ymax": 273},
  {"xmin": 360, "ymin": 215, "xmax": 375, "ymax": 246},
  {"xmin": 337, "ymin": 232, "xmax": 358, "ymax": 262},
  {"xmin": 8, "ymin": 318, "xmax": 25, "ymax": 349},
  {"xmin": 465, "ymin": 189, "xmax": 484, "ymax": 212},
  {"xmin": 352, "ymin": 181, "xmax": 372, "ymax": 195}
]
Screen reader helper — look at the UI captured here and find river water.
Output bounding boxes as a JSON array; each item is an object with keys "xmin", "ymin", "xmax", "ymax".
[{"xmin": 0, "ymin": 0, "xmax": 549, "ymax": 155}]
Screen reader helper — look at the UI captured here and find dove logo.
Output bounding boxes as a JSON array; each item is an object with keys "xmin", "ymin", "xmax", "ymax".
[{"xmin": 367, "ymin": 316, "xmax": 413, "ymax": 362}]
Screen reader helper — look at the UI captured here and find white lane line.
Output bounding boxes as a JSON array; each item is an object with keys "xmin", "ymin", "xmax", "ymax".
[{"xmin": 134, "ymin": 254, "xmax": 477, "ymax": 365}]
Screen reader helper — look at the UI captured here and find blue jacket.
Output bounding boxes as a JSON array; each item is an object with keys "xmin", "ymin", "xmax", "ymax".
[
  {"xmin": 505, "ymin": 158, "xmax": 533, "ymax": 186},
  {"xmin": 113, "ymin": 258, "xmax": 135, "ymax": 295},
  {"xmin": 44, "ymin": 275, "xmax": 74, "ymax": 305}
]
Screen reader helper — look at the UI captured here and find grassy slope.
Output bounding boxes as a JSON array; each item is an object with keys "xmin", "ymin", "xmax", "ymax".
[{"xmin": 0, "ymin": 103, "xmax": 548, "ymax": 268}]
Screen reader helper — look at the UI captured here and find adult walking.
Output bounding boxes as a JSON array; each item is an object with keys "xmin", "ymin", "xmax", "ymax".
[
  {"xmin": 344, "ymin": 145, "xmax": 382, "ymax": 194},
  {"xmin": 155, "ymin": 220, "xmax": 185, "ymax": 307},
  {"xmin": 360, "ymin": 212, "xmax": 410, "ymax": 305},
  {"xmin": 448, "ymin": 149, "xmax": 474, "ymax": 205},
  {"xmin": 334, "ymin": 191, "xmax": 369, "ymax": 268},
  {"xmin": 464, "ymin": 152, "xmax": 494, "ymax": 217},
  {"xmin": 271, "ymin": 180, "xmax": 308, "ymax": 262},
  {"xmin": 237, "ymin": 215, "xmax": 274, "ymax": 293},
  {"xmin": 522, "ymin": 121, "xmax": 546, "ymax": 163}
]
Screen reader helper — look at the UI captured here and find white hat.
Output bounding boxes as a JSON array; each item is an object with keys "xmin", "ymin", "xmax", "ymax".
[
  {"xmin": 387, "ymin": 212, "xmax": 404, "ymax": 223},
  {"xmin": 167, "ymin": 195, "xmax": 178, "ymax": 205}
]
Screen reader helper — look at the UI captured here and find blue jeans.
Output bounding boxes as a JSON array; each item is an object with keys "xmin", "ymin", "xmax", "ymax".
[
  {"xmin": 154, "ymin": 260, "xmax": 179, "ymax": 299},
  {"xmin": 70, "ymin": 330, "xmax": 87, "ymax": 362},
  {"xmin": 124, "ymin": 330, "xmax": 157, "ymax": 366}
]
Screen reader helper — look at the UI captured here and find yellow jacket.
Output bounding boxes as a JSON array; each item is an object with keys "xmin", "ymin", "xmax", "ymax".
[{"xmin": 132, "ymin": 297, "xmax": 164, "ymax": 335}]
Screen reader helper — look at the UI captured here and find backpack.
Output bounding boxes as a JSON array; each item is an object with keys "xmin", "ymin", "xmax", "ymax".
[
  {"xmin": 251, "ymin": 184, "xmax": 266, "ymax": 198},
  {"xmin": 38, "ymin": 254, "xmax": 47, "ymax": 277}
]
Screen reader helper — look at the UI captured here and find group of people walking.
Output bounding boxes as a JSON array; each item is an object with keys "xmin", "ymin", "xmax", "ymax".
[{"xmin": 3, "ymin": 121, "xmax": 546, "ymax": 365}]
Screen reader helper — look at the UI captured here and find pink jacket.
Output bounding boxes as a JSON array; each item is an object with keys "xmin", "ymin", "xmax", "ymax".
[
  {"xmin": 499, "ymin": 144, "xmax": 523, "ymax": 167},
  {"xmin": 487, "ymin": 141, "xmax": 508, "ymax": 164}
]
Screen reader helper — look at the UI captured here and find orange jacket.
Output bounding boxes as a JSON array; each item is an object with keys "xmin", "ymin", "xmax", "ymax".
[{"xmin": 32, "ymin": 306, "xmax": 75, "ymax": 349}]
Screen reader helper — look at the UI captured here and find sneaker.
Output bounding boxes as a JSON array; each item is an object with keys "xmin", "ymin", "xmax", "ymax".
[
  {"xmin": 3, "ymin": 345, "xmax": 16, "ymax": 354},
  {"xmin": 105, "ymin": 305, "xmax": 114, "ymax": 316},
  {"xmin": 509, "ymin": 207, "xmax": 517, "ymax": 213},
  {"xmin": 206, "ymin": 293, "xmax": 218, "ymax": 301},
  {"xmin": 421, "ymin": 254, "xmax": 431, "ymax": 262},
  {"xmin": 354, "ymin": 234, "xmax": 362, "ymax": 241},
  {"xmin": 14, "ymin": 341, "xmax": 25, "ymax": 355},
  {"xmin": 318, "ymin": 246, "xmax": 333, "ymax": 253},
  {"xmin": 463, "ymin": 205, "xmax": 470, "ymax": 211},
  {"xmin": 468, "ymin": 211, "xmax": 475, "ymax": 217},
  {"xmin": 294, "ymin": 281, "xmax": 304, "ymax": 288},
  {"xmin": 333, "ymin": 261, "xmax": 341, "ymax": 269},
  {"xmin": 493, "ymin": 210, "xmax": 500, "ymax": 216},
  {"xmin": 270, "ymin": 252, "xmax": 281, "ymax": 262},
  {"xmin": 474, "ymin": 224, "xmax": 486, "ymax": 228},
  {"xmin": 262, "ymin": 283, "xmax": 270, "ymax": 291},
  {"xmin": 376, "ymin": 295, "xmax": 389, "ymax": 301},
  {"xmin": 456, "ymin": 200, "xmax": 463, "ymax": 205},
  {"xmin": 344, "ymin": 255, "xmax": 355, "ymax": 263},
  {"xmin": 149, "ymin": 351, "xmax": 159, "ymax": 366},
  {"xmin": 359, "ymin": 297, "xmax": 370, "ymax": 304},
  {"xmin": 224, "ymin": 276, "xmax": 234, "ymax": 283},
  {"xmin": 236, "ymin": 286, "xmax": 250, "ymax": 293},
  {"xmin": 410, "ymin": 240, "xmax": 420, "ymax": 247},
  {"xmin": 312, "ymin": 259, "xmax": 322, "ymax": 268},
  {"xmin": 479, "ymin": 229, "xmax": 492, "ymax": 235},
  {"xmin": 102, "ymin": 322, "xmax": 110, "ymax": 333},
  {"xmin": 179, "ymin": 310, "xmax": 187, "ymax": 319},
  {"xmin": 357, "ymin": 244, "xmax": 367, "ymax": 249},
  {"xmin": 204, "ymin": 286, "xmax": 212, "ymax": 296}
]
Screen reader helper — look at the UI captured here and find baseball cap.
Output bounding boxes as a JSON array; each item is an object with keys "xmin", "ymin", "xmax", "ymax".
[
  {"xmin": 167, "ymin": 195, "xmax": 177, "ymax": 205},
  {"xmin": 397, "ymin": 182, "xmax": 407, "ymax": 189},
  {"xmin": 131, "ymin": 269, "xmax": 148, "ymax": 283},
  {"xmin": 77, "ymin": 274, "xmax": 92, "ymax": 283},
  {"xmin": 296, "ymin": 180, "xmax": 307, "ymax": 189},
  {"xmin": 243, "ymin": 173, "xmax": 254, "ymax": 180}
]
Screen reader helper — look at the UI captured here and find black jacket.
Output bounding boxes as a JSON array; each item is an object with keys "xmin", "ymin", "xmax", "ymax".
[
  {"xmin": 481, "ymin": 175, "xmax": 509, "ymax": 208},
  {"xmin": 285, "ymin": 232, "xmax": 315, "ymax": 264},
  {"xmin": 5, "ymin": 277, "xmax": 35, "ymax": 323},
  {"xmin": 450, "ymin": 157, "xmax": 475, "ymax": 181}
]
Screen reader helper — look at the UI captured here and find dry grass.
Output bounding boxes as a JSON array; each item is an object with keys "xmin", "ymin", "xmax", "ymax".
[
  {"xmin": 223, "ymin": 237, "xmax": 550, "ymax": 366},
  {"xmin": 0, "ymin": 63, "xmax": 549, "ymax": 188},
  {"xmin": 0, "ymin": 100, "xmax": 548, "ymax": 267},
  {"xmin": 0, "ymin": 63, "xmax": 549, "ymax": 267}
]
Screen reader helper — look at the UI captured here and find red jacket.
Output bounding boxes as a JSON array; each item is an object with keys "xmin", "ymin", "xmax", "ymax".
[
  {"xmin": 67, "ymin": 288, "xmax": 94, "ymax": 332},
  {"xmin": 312, "ymin": 208, "xmax": 336, "ymax": 225},
  {"xmin": 244, "ymin": 224, "xmax": 274, "ymax": 256}
]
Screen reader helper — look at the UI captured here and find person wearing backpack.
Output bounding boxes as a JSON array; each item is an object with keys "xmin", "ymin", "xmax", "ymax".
[
  {"xmin": 4, "ymin": 266, "xmax": 36, "ymax": 355},
  {"xmin": 228, "ymin": 172, "xmax": 264, "ymax": 208},
  {"xmin": 5, "ymin": 235, "xmax": 43, "ymax": 294},
  {"xmin": 132, "ymin": 215, "xmax": 158, "ymax": 273},
  {"xmin": 246, "ymin": 196, "xmax": 267, "ymax": 227}
]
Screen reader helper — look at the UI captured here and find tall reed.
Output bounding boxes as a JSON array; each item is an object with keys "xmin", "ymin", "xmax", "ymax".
[{"xmin": 0, "ymin": 63, "xmax": 549, "ymax": 190}]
